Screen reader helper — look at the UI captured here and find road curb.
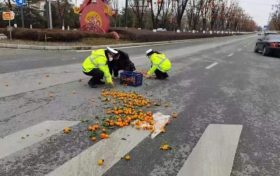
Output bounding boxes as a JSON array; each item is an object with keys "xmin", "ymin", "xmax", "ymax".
[
  {"xmin": 0, "ymin": 35, "xmax": 247, "ymax": 50},
  {"xmin": 0, "ymin": 39, "xmax": 196, "ymax": 50}
]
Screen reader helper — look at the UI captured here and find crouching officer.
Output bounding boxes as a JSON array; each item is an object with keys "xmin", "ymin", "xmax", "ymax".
[
  {"xmin": 108, "ymin": 49, "xmax": 136, "ymax": 78},
  {"xmin": 82, "ymin": 47, "xmax": 118, "ymax": 88},
  {"xmin": 145, "ymin": 49, "xmax": 172, "ymax": 79}
]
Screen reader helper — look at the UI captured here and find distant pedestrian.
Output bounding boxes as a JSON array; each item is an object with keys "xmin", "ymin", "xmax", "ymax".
[
  {"xmin": 145, "ymin": 49, "xmax": 172, "ymax": 80},
  {"xmin": 82, "ymin": 47, "xmax": 118, "ymax": 88},
  {"xmin": 108, "ymin": 49, "xmax": 136, "ymax": 78}
]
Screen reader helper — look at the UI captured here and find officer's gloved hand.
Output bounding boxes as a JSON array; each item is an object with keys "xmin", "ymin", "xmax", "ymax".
[
  {"xmin": 108, "ymin": 81, "xmax": 115, "ymax": 87},
  {"xmin": 145, "ymin": 74, "xmax": 151, "ymax": 79}
]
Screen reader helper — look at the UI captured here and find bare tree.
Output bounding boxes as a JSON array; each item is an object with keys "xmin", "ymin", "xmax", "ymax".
[
  {"xmin": 175, "ymin": 0, "xmax": 189, "ymax": 30},
  {"xmin": 269, "ymin": 1, "xmax": 280, "ymax": 30},
  {"xmin": 148, "ymin": 0, "xmax": 165, "ymax": 29},
  {"xmin": 160, "ymin": 0, "xmax": 173, "ymax": 28},
  {"xmin": 200, "ymin": 0, "xmax": 211, "ymax": 30},
  {"xmin": 3, "ymin": 0, "xmax": 13, "ymax": 10},
  {"xmin": 130, "ymin": 0, "xmax": 148, "ymax": 28},
  {"xmin": 187, "ymin": 0, "xmax": 205, "ymax": 30},
  {"xmin": 56, "ymin": 0, "xmax": 69, "ymax": 29},
  {"xmin": 112, "ymin": 0, "xmax": 119, "ymax": 27}
]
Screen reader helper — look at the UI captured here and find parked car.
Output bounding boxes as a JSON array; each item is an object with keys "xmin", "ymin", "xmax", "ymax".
[
  {"xmin": 254, "ymin": 34, "xmax": 280, "ymax": 56},
  {"xmin": 257, "ymin": 31, "xmax": 278, "ymax": 39},
  {"xmin": 263, "ymin": 31, "xmax": 278, "ymax": 36}
]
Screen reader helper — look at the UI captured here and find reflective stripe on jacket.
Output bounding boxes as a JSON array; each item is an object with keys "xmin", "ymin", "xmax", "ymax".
[
  {"xmin": 147, "ymin": 53, "xmax": 172, "ymax": 76},
  {"xmin": 82, "ymin": 49, "xmax": 112, "ymax": 84}
]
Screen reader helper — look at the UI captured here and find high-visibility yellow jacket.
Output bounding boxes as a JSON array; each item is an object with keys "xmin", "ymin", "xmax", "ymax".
[
  {"xmin": 82, "ymin": 49, "xmax": 112, "ymax": 84},
  {"xmin": 147, "ymin": 53, "xmax": 172, "ymax": 76}
]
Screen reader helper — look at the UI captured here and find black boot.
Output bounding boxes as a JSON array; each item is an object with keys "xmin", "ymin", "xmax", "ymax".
[
  {"xmin": 88, "ymin": 78, "xmax": 98, "ymax": 88},
  {"xmin": 96, "ymin": 80, "xmax": 105, "ymax": 85}
]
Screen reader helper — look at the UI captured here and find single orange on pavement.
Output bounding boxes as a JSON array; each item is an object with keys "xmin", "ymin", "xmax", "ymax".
[
  {"xmin": 98, "ymin": 159, "xmax": 104, "ymax": 166},
  {"xmin": 100, "ymin": 133, "xmax": 109, "ymax": 139},
  {"xmin": 124, "ymin": 154, "xmax": 131, "ymax": 160},
  {"xmin": 91, "ymin": 137, "xmax": 97, "ymax": 142},
  {"xmin": 171, "ymin": 112, "xmax": 178, "ymax": 118},
  {"xmin": 160, "ymin": 144, "xmax": 171, "ymax": 150},
  {"xmin": 63, "ymin": 127, "xmax": 71, "ymax": 134}
]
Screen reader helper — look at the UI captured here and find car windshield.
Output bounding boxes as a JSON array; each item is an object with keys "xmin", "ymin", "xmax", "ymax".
[
  {"xmin": 265, "ymin": 31, "xmax": 278, "ymax": 35},
  {"xmin": 267, "ymin": 35, "xmax": 280, "ymax": 40}
]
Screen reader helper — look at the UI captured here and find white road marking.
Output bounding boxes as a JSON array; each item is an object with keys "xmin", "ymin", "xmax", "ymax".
[
  {"xmin": 0, "ymin": 120, "xmax": 80, "ymax": 159},
  {"xmin": 0, "ymin": 64, "xmax": 83, "ymax": 98},
  {"xmin": 205, "ymin": 62, "xmax": 218, "ymax": 69},
  {"xmin": 227, "ymin": 53, "xmax": 234, "ymax": 57},
  {"xmin": 177, "ymin": 124, "xmax": 243, "ymax": 176},
  {"xmin": 47, "ymin": 127, "xmax": 149, "ymax": 176},
  {"xmin": 76, "ymin": 50, "xmax": 96, "ymax": 53}
]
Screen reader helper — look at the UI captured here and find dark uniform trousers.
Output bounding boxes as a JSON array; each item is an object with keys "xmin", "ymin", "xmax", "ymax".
[{"xmin": 83, "ymin": 68, "xmax": 104, "ymax": 86}]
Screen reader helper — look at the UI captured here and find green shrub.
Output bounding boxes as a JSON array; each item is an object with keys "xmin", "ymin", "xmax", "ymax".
[
  {"xmin": 0, "ymin": 28, "xmax": 115, "ymax": 42},
  {"xmin": 110, "ymin": 28, "xmax": 234, "ymax": 42}
]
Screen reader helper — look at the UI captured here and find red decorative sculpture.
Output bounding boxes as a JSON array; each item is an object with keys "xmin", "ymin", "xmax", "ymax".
[{"xmin": 78, "ymin": 0, "xmax": 113, "ymax": 33}]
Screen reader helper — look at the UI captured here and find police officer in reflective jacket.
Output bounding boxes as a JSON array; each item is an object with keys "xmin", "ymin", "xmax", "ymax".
[
  {"xmin": 108, "ymin": 49, "xmax": 136, "ymax": 78},
  {"xmin": 145, "ymin": 49, "xmax": 172, "ymax": 80},
  {"xmin": 82, "ymin": 47, "xmax": 118, "ymax": 88}
]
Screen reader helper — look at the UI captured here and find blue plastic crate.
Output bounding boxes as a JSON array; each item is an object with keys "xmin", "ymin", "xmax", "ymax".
[{"xmin": 120, "ymin": 71, "xmax": 143, "ymax": 87}]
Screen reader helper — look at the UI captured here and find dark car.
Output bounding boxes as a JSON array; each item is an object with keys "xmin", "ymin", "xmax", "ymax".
[{"xmin": 254, "ymin": 34, "xmax": 280, "ymax": 56}]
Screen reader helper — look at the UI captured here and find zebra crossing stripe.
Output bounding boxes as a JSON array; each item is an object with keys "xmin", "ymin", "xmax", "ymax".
[
  {"xmin": 0, "ymin": 120, "xmax": 79, "ymax": 159},
  {"xmin": 177, "ymin": 124, "xmax": 243, "ymax": 176},
  {"xmin": 46, "ymin": 126, "xmax": 150, "ymax": 176}
]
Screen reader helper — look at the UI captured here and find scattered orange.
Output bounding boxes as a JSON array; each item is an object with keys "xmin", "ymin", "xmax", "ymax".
[
  {"xmin": 160, "ymin": 144, "xmax": 171, "ymax": 150},
  {"xmin": 98, "ymin": 159, "xmax": 104, "ymax": 166},
  {"xmin": 87, "ymin": 90, "xmax": 176, "ymax": 142},
  {"xmin": 124, "ymin": 154, "xmax": 131, "ymax": 160},
  {"xmin": 63, "ymin": 127, "xmax": 71, "ymax": 134},
  {"xmin": 100, "ymin": 133, "xmax": 109, "ymax": 139},
  {"xmin": 91, "ymin": 137, "xmax": 97, "ymax": 142},
  {"xmin": 171, "ymin": 112, "xmax": 178, "ymax": 118}
]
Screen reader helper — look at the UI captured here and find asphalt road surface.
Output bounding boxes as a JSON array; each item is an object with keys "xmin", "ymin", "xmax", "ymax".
[{"xmin": 0, "ymin": 35, "xmax": 279, "ymax": 176}]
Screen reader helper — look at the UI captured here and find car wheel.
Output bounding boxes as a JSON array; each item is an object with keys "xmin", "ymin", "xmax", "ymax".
[
  {"xmin": 262, "ymin": 47, "xmax": 270, "ymax": 56},
  {"xmin": 254, "ymin": 45, "xmax": 259, "ymax": 53}
]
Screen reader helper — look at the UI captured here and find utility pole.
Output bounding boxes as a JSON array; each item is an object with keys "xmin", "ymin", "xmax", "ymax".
[
  {"xmin": 125, "ymin": 0, "xmax": 128, "ymax": 27},
  {"xmin": 48, "ymin": 0, "xmax": 53, "ymax": 29},
  {"xmin": 16, "ymin": 0, "xmax": 25, "ymax": 28},
  {"xmin": 20, "ymin": 6, "xmax": 25, "ymax": 28}
]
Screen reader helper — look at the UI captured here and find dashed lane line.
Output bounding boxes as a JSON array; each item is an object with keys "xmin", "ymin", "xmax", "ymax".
[
  {"xmin": 205, "ymin": 62, "xmax": 218, "ymax": 69},
  {"xmin": 227, "ymin": 53, "xmax": 234, "ymax": 57}
]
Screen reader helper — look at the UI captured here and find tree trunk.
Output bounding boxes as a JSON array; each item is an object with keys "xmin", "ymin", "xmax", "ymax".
[{"xmin": 202, "ymin": 18, "xmax": 207, "ymax": 30}]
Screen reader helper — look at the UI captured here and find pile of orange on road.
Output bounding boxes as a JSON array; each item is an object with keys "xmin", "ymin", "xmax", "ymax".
[
  {"xmin": 64, "ymin": 89, "xmax": 175, "ymax": 143},
  {"xmin": 85, "ymin": 89, "xmax": 176, "ymax": 142},
  {"xmin": 101, "ymin": 89, "xmax": 155, "ymax": 131}
]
